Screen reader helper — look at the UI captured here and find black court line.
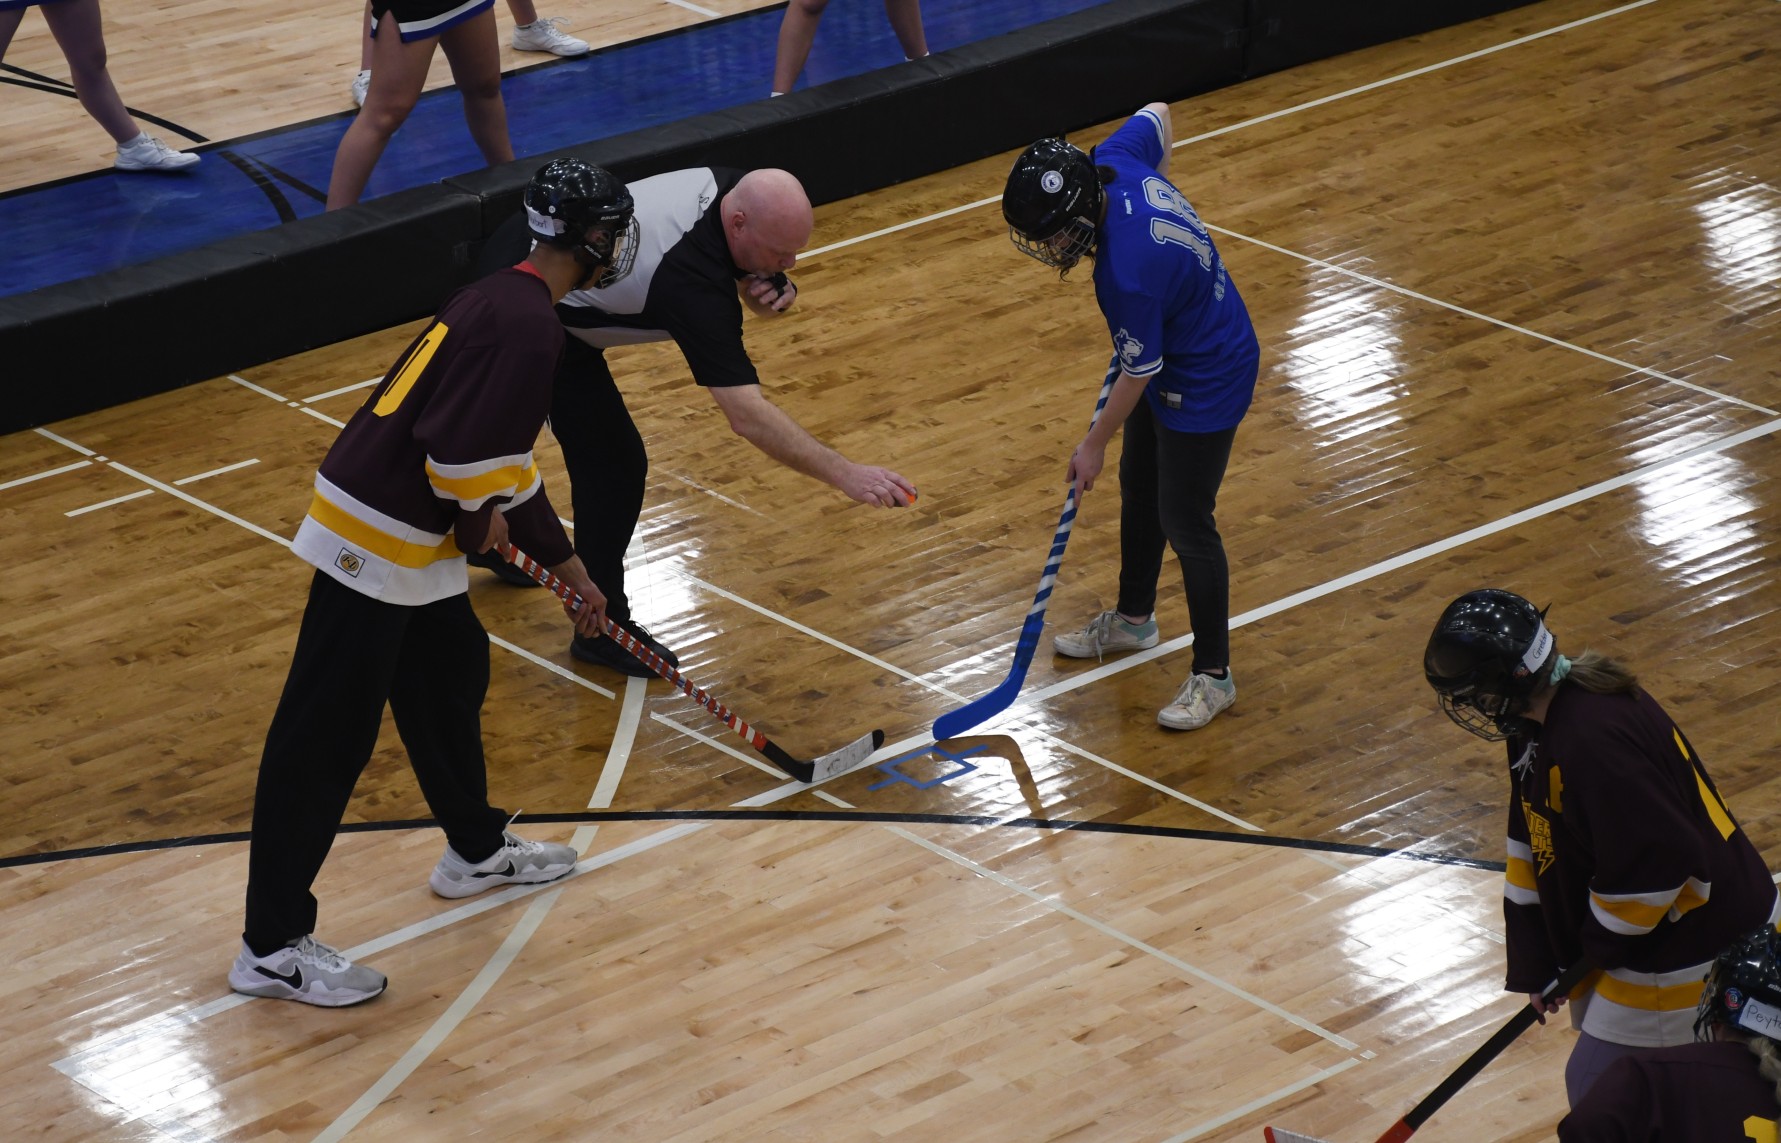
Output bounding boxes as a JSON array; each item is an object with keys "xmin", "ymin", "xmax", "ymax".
[
  {"xmin": 0, "ymin": 64, "xmax": 208, "ymax": 144},
  {"xmin": 0, "ymin": 809, "xmax": 1507, "ymax": 873},
  {"xmin": 217, "ymin": 149, "xmax": 298, "ymax": 223}
]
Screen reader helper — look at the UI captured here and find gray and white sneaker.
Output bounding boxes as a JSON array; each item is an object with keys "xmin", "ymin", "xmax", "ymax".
[
  {"xmin": 511, "ymin": 16, "xmax": 589, "ymax": 55},
  {"xmin": 350, "ymin": 69, "xmax": 371, "ymax": 107},
  {"xmin": 1054, "ymin": 610, "xmax": 1160, "ymax": 660},
  {"xmin": 429, "ymin": 830, "xmax": 579, "ymax": 899},
  {"xmin": 114, "ymin": 133, "xmax": 200, "ymax": 171},
  {"xmin": 228, "ymin": 935, "xmax": 387, "ymax": 1006},
  {"xmin": 1157, "ymin": 671, "xmax": 1236, "ymax": 730}
]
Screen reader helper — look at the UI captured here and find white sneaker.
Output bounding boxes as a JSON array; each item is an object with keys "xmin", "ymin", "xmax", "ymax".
[
  {"xmin": 114, "ymin": 133, "xmax": 199, "ymax": 172},
  {"xmin": 429, "ymin": 830, "xmax": 579, "ymax": 898},
  {"xmin": 1054, "ymin": 610, "xmax": 1160, "ymax": 660},
  {"xmin": 351, "ymin": 69, "xmax": 371, "ymax": 107},
  {"xmin": 1157, "ymin": 671, "xmax": 1236, "ymax": 730},
  {"xmin": 228, "ymin": 935, "xmax": 387, "ymax": 1006},
  {"xmin": 511, "ymin": 16, "xmax": 589, "ymax": 56}
]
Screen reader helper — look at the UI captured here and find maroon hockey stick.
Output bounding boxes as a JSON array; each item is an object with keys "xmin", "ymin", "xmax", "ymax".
[{"xmin": 496, "ymin": 542, "xmax": 883, "ymax": 783}]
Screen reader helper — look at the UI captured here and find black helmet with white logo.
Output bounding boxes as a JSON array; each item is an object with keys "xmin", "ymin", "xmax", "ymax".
[
  {"xmin": 1003, "ymin": 138, "xmax": 1103, "ymax": 272},
  {"xmin": 523, "ymin": 158, "xmax": 639, "ymax": 288}
]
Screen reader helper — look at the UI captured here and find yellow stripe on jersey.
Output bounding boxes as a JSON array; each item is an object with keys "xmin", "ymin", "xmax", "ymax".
[
  {"xmin": 1695, "ymin": 766, "xmax": 1737, "ymax": 841},
  {"xmin": 1593, "ymin": 969, "xmax": 1712, "ymax": 1013},
  {"xmin": 1671, "ymin": 876, "xmax": 1710, "ymax": 918},
  {"xmin": 307, "ymin": 492, "xmax": 461, "ymax": 568},
  {"xmin": 372, "ymin": 321, "xmax": 449, "ymax": 417},
  {"xmin": 1590, "ymin": 887, "xmax": 1678, "ymax": 936},
  {"xmin": 424, "ymin": 459, "xmax": 539, "ymax": 506}
]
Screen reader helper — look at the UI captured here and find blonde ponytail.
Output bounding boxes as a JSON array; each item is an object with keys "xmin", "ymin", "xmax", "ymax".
[{"xmin": 1562, "ymin": 649, "xmax": 1638, "ymax": 695}]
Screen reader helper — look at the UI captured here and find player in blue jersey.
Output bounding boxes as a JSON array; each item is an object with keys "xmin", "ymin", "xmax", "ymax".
[{"xmin": 1002, "ymin": 102, "xmax": 1260, "ymax": 730}]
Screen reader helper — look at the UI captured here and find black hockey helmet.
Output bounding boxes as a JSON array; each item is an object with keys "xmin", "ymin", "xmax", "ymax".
[
  {"xmin": 1003, "ymin": 138, "xmax": 1103, "ymax": 272},
  {"xmin": 1423, "ymin": 588, "xmax": 1557, "ymax": 741},
  {"xmin": 523, "ymin": 157, "xmax": 639, "ymax": 288},
  {"xmin": 1697, "ymin": 926, "xmax": 1781, "ymax": 1044}
]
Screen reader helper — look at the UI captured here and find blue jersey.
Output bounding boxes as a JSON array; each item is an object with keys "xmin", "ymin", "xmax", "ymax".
[{"xmin": 1092, "ymin": 109, "xmax": 1259, "ymax": 433}]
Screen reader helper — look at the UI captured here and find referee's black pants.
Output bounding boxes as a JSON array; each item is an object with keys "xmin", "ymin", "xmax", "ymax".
[
  {"xmin": 1115, "ymin": 399, "xmax": 1239, "ymax": 674},
  {"xmin": 550, "ymin": 336, "xmax": 648, "ymax": 624},
  {"xmin": 242, "ymin": 571, "xmax": 509, "ymax": 954}
]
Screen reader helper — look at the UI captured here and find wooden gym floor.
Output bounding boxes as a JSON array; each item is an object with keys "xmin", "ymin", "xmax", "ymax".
[{"xmin": 3, "ymin": 0, "xmax": 1780, "ymax": 1139}]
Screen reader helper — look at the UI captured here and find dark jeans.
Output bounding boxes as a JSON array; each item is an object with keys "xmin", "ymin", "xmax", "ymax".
[
  {"xmin": 242, "ymin": 571, "xmax": 509, "ymax": 952},
  {"xmin": 550, "ymin": 336, "xmax": 648, "ymax": 623},
  {"xmin": 1115, "ymin": 398, "xmax": 1238, "ymax": 674}
]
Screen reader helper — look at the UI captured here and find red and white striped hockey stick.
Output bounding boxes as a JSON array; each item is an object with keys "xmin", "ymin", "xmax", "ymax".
[{"xmin": 496, "ymin": 542, "xmax": 883, "ymax": 783}]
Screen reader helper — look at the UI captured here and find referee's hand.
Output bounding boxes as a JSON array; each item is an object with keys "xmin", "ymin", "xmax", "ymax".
[{"xmin": 742, "ymin": 272, "xmax": 796, "ymax": 313}]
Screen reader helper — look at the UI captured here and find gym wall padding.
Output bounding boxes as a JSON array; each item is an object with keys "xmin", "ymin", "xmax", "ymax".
[{"xmin": 0, "ymin": 0, "xmax": 1535, "ymax": 434}]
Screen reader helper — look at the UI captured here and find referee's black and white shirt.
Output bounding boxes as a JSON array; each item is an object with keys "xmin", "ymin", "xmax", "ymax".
[{"xmin": 557, "ymin": 167, "xmax": 758, "ymax": 389}]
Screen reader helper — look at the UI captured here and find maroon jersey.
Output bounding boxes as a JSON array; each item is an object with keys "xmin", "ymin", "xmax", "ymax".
[
  {"xmin": 292, "ymin": 267, "xmax": 574, "ymax": 603},
  {"xmin": 1502, "ymin": 685, "xmax": 1777, "ymax": 1046},
  {"xmin": 1558, "ymin": 1039, "xmax": 1781, "ymax": 1141}
]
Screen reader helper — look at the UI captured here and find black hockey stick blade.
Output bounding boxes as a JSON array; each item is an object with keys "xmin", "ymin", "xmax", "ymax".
[{"xmin": 762, "ymin": 729, "xmax": 886, "ymax": 784}]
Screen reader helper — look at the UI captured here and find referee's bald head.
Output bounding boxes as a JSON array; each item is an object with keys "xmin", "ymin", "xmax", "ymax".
[{"xmin": 723, "ymin": 169, "xmax": 813, "ymax": 276}]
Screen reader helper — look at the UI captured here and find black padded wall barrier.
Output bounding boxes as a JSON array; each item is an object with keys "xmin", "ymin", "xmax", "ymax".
[{"xmin": 0, "ymin": 0, "xmax": 1536, "ymax": 433}]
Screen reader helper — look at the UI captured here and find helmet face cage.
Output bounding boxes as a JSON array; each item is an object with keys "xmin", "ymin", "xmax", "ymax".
[
  {"xmin": 1435, "ymin": 687, "xmax": 1523, "ymax": 742},
  {"xmin": 523, "ymin": 158, "xmax": 636, "ymax": 285},
  {"xmin": 583, "ymin": 213, "xmax": 640, "ymax": 289},
  {"xmin": 1010, "ymin": 216, "xmax": 1097, "ymax": 272},
  {"xmin": 1697, "ymin": 927, "xmax": 1781, "ymax": 1044},
  {"xmin": 1424, "ymin": 589, "xmax": 1555, "ymax": 741}
]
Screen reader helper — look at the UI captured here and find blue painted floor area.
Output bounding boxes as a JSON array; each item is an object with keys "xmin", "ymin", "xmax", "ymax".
[{"xmin": 2, "ymin": 0, "xmax": 1106, "ymax": 300}]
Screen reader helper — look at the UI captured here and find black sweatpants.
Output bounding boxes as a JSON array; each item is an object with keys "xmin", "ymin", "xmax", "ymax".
[
  {"xmin": 1115, "ymin": 398, "xmax": 1238, "ymax": 674},
  {"xmin": 550, "ymin": 336, "xmax": 648, "ymax": 623},
  {"xmin": 242, "ymin": 571, "xmax": 509, "ymax": 952}
]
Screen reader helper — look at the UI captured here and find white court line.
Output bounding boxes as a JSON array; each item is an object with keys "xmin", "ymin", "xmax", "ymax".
[
  {"xmin": 0, "ymin": 458, "xmax": 90, "ymax": 491},
  {"xmin": 676, "ymin": 570, "xmax": 958, "ymax": 696},
  {"xmin": 661, "ymin": 0, "xmax": 720, "ymax": 16},
  {"xmin": 106, "ymin": 461, "xmax": 293, "ymax": 547},
  {"xmin": 313, "ymin": 886, "xmax": 566, "ymax": 1143},
  {"xmin": 803, "ymin": 196, "xmax": 1001, "ymax": 260},
  {"xmin": 1208, "ymin": 222, "xmax": 1777, "ymax": 416},
  {"xmin": 886, "ymin": 824, "xmax": 1359, "ymax": 1049},
  {"xmin": 1160, "ymin": 1058, "xmax": 1364, "ymax": 1143},
  {"xmin": 303, "ymin": 376, "xmax": 383, "ymax": 403},
  {"xmin": 301, "ymin": 407, "xmax": 347, "ymax": 429},
  {"xmin": 319, "ymin": 659, "xmax": 651, "ymax": 1131},
  {"xmin": 488, "ymin": 633, "xmax": 616, "ymax": 699},
  {"xmin": 998, "ymin": 416, "xmax": 1781, "ymax": 723},
  {"xmin": 227, "ymin": 374, "xmax": 296, "ymax": 406},
  {"xmin": 802, "ymin": 2, "xmax": 1661, "ymax": 264},
  {"xmin": 173, "ymin": 458, "xmax": 260, "ymax": 485},
  {"xmin": 64, "ymin": 489, "xmax": 154, "ymax": 517},
  {"xmin": 35, "ymin": 427, "xmax": 97, "ymax": 456},
  {"xmin": 591, "ymin": 676, "xmax": 648, "ymax": 808},
  {"xmin": 1038, "ymin": 731, "xmax": 1263, "ymax": 833},
  {"xmin": 664, "ymin": 470, "xmax": 769, "ymax": 517},
  {"xmin": 1171, "ymin": 0, "xmax": 1661, "ymax": 151}
]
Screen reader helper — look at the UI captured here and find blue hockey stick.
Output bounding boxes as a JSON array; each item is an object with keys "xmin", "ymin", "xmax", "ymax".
[{"xmin": 932, "ymin": 356, "xmax": 1121, "ymax": 741}]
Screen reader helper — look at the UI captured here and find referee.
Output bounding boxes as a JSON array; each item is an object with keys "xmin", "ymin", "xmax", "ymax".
[{"xmin": 473, "ymin": 166, "xmax": 917, "ymax": 676}]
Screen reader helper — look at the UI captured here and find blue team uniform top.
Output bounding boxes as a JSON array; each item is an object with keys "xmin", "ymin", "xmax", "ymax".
[{"xmin": 1092, "ymin": 108, "xmax": 1260, "ymax": 433}]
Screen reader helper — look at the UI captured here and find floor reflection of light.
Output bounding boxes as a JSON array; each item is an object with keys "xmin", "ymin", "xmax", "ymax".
[
  {"xmin": 1694, "ymin": 178, "xmax": 1781, "ymax": 299},
  {"xmin": 1333, "ymin": 860, "xmax": 1504, "ymax": 1025},
  {"xmin": 1279, "ymin": 283, "xmax": 1408, "ymax": 444},
  {"xmin": 1626, "ymin": 443, "xmax": 1760, "ymax": 586},
  {"xmin": 56, "ymin": 1017, "xmax": 224, "ymax": 1141}
]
